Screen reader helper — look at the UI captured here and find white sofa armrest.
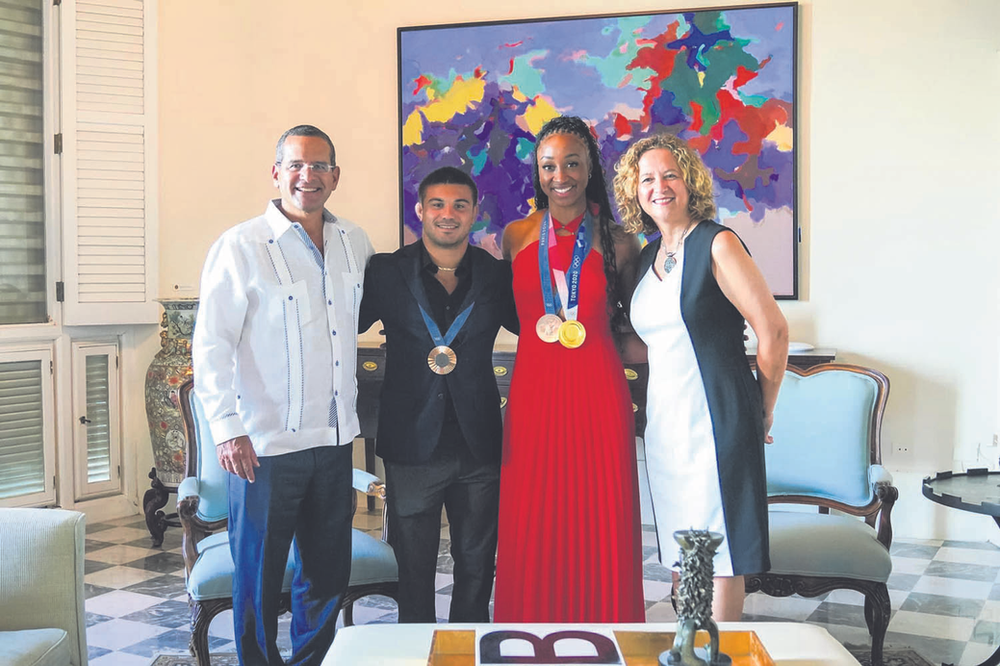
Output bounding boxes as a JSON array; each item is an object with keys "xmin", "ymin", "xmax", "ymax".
[{"xmin": 0, "ymin": 509, "xmax": 87, "ymax": 666}]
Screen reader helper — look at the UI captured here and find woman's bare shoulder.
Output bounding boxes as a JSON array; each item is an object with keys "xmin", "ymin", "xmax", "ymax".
[{"xmin": 502, "ymin": 211, "xmax": 544, "ymax": 261}]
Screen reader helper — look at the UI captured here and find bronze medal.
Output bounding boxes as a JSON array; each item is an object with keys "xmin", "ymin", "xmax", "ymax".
[
  {"xmin": 558, "ymin": 320, "xmax": 586, "ymax": 349},
  {"xmin": 535, "ymin": 314, "xmax": 563, "ymax": 343},
  {"xmin": 427, "ymin": 345, "xmax": 457, "ymax": 375}
]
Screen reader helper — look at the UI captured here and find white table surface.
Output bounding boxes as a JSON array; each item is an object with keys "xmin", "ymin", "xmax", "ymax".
[{"xmin": 323, "ymin": 621, "xmax": 860, "ymax": 665}]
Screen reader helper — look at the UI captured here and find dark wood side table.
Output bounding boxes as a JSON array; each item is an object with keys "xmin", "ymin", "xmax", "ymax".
[{"xmin": 922, "ymin": 468, "xmax": 1000, "ymax": 666}]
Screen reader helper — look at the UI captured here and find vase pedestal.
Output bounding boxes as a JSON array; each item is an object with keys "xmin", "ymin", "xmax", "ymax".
[{"xmin": 143, "ymin": 467, "xmax": 177, "ymax": 547}]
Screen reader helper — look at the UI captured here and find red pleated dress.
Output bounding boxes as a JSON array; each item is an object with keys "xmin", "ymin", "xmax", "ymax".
[{"xmin": 493, "ymin": 218, "xmax": 645, "ymax": 623}]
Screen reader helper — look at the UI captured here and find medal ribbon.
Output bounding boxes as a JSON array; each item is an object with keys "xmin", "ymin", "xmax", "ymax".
[
  {"xmin": 538, "ymin": 210, "xmax": 591, "ymax": 320},
  {"xmin": 418, "ymin": 302, "xmax": 475, "ymax": 348}
]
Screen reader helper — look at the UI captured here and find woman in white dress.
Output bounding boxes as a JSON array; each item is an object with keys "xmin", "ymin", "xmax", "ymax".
[{"xmin": 613, "ymin": 134, "xmax": 788, "ymax": 621}]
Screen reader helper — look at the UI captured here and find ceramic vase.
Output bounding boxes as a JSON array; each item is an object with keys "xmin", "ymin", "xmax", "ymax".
[{"xmin": 144, "ymin": 298, "xmax": 198, "ymax": 486}]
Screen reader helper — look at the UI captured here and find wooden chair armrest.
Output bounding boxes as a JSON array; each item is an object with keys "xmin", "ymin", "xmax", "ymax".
[
  {"xmin": 874, "ymin": 481, "xmax": 898, "ymax": 549},
  {"xmin": 349, "ymin": 468, "xmax": 390, "ymax": 543},
  {"xmin": 177, "ymin": 494, "xmax": 228, "ymax": 577},
  {"xmin": 353, "ymin": 469, "xmax": 386, "ymax": 499}
]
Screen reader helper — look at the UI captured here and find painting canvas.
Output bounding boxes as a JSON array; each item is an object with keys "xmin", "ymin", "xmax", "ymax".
[{"xmin": 398, "ymin": 3, "xmax": 798, "ymax": 297}]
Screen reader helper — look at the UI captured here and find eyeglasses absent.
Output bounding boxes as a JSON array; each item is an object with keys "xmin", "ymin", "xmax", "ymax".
[{"xmin": 278, "ymin": 161, "xmax": 336, "ymax": 174}]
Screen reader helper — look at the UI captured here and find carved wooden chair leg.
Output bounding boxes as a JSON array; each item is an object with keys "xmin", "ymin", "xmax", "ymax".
[
  {"xmin": 188, "ymin": 601, "xmax": 214, "ymax": 666},
  {"xmin": 863, "ymin": 584, "xmax": 890, "ymax": 666}
]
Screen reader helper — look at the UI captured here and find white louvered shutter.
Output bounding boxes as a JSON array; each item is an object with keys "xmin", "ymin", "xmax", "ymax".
[
  {"xmin": 72, "ymin": 341, "xmax": 121, "ymax": 498},
  {"xmin": 0, "ymin": 347, "xmax": 56, "ymax": 507},
  {"xmin": 59, "ymin": 0, "xmax": 157, "ymax": 325},
  {"xmin": 0, "ymin": 0, "xmax": 47, "ymax": 325}
]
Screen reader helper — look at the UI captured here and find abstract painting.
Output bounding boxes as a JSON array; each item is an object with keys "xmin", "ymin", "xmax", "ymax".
[{"xmin": 398, "ymin": 3, "xmax": 798, "ymax": 297}]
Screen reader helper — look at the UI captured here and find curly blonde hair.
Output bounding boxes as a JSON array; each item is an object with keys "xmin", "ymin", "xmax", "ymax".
[{"xmin": 613, "ymin": 134, "xmax": 716, "ymax": 235}]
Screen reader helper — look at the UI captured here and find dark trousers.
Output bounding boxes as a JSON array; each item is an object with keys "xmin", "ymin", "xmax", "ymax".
[
  {"xmin": 385, "ymin": 446, "xmax": 500, "ymax": 623},
  {"xmin": 228, "ymin": 445, "xmax": 353, "ymax": 666}
]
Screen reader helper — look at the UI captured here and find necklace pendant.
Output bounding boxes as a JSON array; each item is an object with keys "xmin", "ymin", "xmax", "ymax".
[{"xmin": 663, "ymin": 254, "xmax": 677, "ymax": 274}]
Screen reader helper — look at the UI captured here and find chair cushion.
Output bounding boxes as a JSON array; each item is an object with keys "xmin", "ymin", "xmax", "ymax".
[
  {"xmin": 187, "ymin": 529, "xmax": 396, "ymax": 600},
  {"xmin": 767, "ymin": 510, "xmax": 892, "ymax": 582},
  {"xmin": 195, "ymin": 531, "xmax": 229, "ymax": 555},
  {"xmin": 349, "ymin": 530, "xmax": 398, "ymax": 585},
  {"xmin": 0, "ymin": 629, "xmax": 71, "ymax": 666},
  {"xmin": 187, "ymin": 538, "xmax": 295, "ymax": 600}
]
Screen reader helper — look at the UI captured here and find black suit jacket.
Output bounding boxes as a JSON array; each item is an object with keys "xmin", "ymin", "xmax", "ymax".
[{"xmin": 358, "ymin": 242, "xmax": 519, "ymax": 465}]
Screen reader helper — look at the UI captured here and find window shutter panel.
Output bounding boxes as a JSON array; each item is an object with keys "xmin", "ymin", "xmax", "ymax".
[
  {"xmin": 84, "ymin": 353, "xmax": 112, "ymax": 481},
  {"xmin": 0, "ymin": 0, "xmax": 47, "ymax": 325},
  {"xmin": 72, "ymin": 341, "xmax": 121, "ymax": 498},
  {"xmin": 0, "ymin": 348, "xmax": 56, "ymax": 507},
  {"xmin": 60, "ymin": 0, "xmax": 157, "ymax": 325}
]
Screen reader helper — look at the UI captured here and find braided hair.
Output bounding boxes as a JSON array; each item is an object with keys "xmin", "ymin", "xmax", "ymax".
[{"xmin": 531, "ymin": 116, "xmax": 625, "ymax": 330}]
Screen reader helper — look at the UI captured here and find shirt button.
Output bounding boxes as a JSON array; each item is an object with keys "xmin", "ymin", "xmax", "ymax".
[
  {"xmin": 332, "ymin": 330, "xmax": 337, "ymax": 335},
  {"xmin": 335, "ymin": 360, "xmax": 340, "ymax": 367},
  {"xmin": 288, "ymin": 295, "xmax": 293, "ymax": 301},
  {"xmin": 335, "ymin": 390, "xmax": 339, "ymax": 396},
  {"xmin": 268, "ymin": 239, "xmax": 274, "ymax": 244},
  {"xmin": 328, "ymin": 300, "xmax": 332, "ymax": 305},
  {"xmin": 437, "ymin": 393, "xmax": 444, "ymax": 400},
  {"xmin": 291, "ymin": 428, "xmax": 296, "ymax": 433}
]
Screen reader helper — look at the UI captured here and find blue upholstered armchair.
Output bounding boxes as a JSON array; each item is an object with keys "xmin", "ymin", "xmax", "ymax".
[
  {"xmin": 745, "ymin": 363, "xmax": 896, "ymax": 666},
  {"xmin": 175, "ymin": 379, "xmax": 398, "ymax": 666}
]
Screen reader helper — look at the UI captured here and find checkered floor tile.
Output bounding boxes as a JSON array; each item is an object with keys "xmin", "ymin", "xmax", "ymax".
[{"xmin": 83, "ymin": 513, "xmax": 1000, "ymax": 665}]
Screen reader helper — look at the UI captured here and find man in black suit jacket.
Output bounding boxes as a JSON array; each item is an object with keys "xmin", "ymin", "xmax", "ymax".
[{"xmin": 358, "ymin": 167, "xmax": 518, "ymax": 623}]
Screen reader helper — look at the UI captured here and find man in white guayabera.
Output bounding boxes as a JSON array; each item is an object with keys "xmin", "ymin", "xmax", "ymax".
[{"xmin": 193, "ymin": 125, "xmax": 373, "ymax": 665}]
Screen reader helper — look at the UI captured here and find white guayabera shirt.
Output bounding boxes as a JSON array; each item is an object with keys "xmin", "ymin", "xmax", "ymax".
[{"xmin": 193, "ymin": 200, "xmax": 374, "ymax": 457}]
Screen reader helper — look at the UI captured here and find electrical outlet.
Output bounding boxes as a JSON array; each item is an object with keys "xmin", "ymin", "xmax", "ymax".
[{"xmin": 894, "ymin": 444, "xmax": 910, "ymax": 456}]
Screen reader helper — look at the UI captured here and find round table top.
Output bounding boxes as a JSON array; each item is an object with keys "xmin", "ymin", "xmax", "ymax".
[{"xmin": 922, "ymin": 469, "xmax": 1000, "ymax": 518}]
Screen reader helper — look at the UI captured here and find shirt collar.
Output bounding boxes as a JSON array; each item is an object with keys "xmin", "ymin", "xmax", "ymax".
[
  {"xmin": 419, "ymin": 240, "xmax": 471, "ymax": 276},
  {"xmin": 264, "ymin": 199, "xmax": 336, "ymax": 239}
]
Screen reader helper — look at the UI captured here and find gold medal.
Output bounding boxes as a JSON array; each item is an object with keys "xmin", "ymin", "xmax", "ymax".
[
  {"xmin": 558, "ymin": 320, "xmax": 586, "ymax": 349},
  {"xmin": 535, "ymin": 314, "xmax": 563, "ymax": 343},
  {"xmin": 427, "ymin": 345, "xmax": 457, "ymax": 375}
]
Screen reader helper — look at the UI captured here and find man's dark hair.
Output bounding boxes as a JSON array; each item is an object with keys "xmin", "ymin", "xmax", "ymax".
[
  {"xmin": 417, "ymin": 166, "xmax": 478, "ymax": 205},
  {"xmin": 275, "ymin": 125, "xmax": 336, "ymax": 165}
]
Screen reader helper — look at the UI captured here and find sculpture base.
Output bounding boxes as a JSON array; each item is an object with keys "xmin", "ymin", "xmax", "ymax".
[{"xmin": 661, "ymin": 647, "xmax": 733, "ymax": 666}]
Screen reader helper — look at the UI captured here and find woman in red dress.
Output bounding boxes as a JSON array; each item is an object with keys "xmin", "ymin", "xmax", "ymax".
[{"xmin": 494, "ymin": 116, "xmax": 645, "ymax": 622}]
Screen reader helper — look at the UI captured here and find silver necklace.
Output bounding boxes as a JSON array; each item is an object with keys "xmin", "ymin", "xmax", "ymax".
[{"xmin": 662, "ymin": 223, "xmax": 694, "ymax": 274}]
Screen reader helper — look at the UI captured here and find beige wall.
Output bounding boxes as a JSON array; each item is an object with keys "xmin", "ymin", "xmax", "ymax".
[{"xmin": 158, "ymin": 0, "xmax": 1000, "ymax": 538}]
